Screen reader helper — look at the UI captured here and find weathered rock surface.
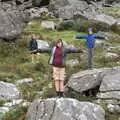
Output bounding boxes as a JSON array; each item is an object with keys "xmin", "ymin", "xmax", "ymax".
[
  {"xmin": 97, "ymin": 67, "xmax": 120, "ymax": 102},
  {"xmin": 28, "ymin": 7, "xmax": 49, "ymax": 19},
  {"xmin": 67, "ymin": 68, "xmax": 110, "ymax": 93},
  {"xmin": 49, "ymin": 0, "xmax": 118, "ymax": 26},
  {"xmin": 107, "ymin": 104, "xmax": 120, "ymax": 113},
  {"xmin": 105, "ymin": 52, "xmax": 119, "ymax": 59},
  {"xmin": 27, "ymin": 98, "xmax": 105, "ymax": 120},
  {"xmin": 67, "ymin": 66, "xmax": 120, "ymax": 105},
  {"xmin": 0, "ymin": 81, "xmax": 19, "ymax": 100},
  {"xmin": 41, "ymin": 21, "xmax": 56, "ymax": 30},
  {"xmin": 36, "ymin": 40, "xmax": 50, "ymax": 49},
  {"xmin": 0, "ymin": 0, "xmax": 32, "ymax": 41},
  {"xmin": 16, "ymin": 78, "xmax": 33, "ymax": 85}
]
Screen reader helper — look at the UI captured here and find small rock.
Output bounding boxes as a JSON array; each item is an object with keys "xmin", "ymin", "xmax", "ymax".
[
  {"xmin": 0, "ymin": 107, "xmax": 9, "ymax": 114},
  {"xmin": 41, "ymin": 21, "xmax": 56, "ymax": 30},
  {"xmin": 0, "ymin": 81, "xmax": 19, "ymax": 100},
  {"xmin": 4, "ymin": 99, "xmax": 23, "ymax": 107},
  {"xmin": 36, "ymin": 40, "xmax": 50, "ymax": 49},
  {"xmin": 107, "ymin": 104, "xmax": 120, "ymax": 113},
  {"xmin": 105, "ymin": 52, "xmax": 119, "ymax": 59},
  {"xmin": 16, "ymin": 78, "xmax": 33, "ymax": 85}
]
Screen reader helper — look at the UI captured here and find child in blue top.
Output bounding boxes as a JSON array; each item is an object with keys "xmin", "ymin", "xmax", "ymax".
[{"xmin": 75, "ymin": 28, "xmax": 105, "ymax": 69}]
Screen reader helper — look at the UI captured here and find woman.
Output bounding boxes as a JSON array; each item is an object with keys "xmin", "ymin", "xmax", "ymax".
[{"xmin": 37, "ymin": 39, "xmax": 83, "ymax": 98}]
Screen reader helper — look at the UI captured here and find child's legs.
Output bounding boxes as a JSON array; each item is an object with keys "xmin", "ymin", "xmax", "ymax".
[
  {"xmin": 88, "ymin": 48, "xmax": 93, "ymax": 69},
  {"xmin": 59, "ymin": 80, "xmax": 64, "ymax": 92},
  {"xmin": 54, "ymin": 80, "xmax": 60, "ymax": 92},
  {"xmin": 59, "ymin": 68, "xmax": 65, "ymax": 92}
]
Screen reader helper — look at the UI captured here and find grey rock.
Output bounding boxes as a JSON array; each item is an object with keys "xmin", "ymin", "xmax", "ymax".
[
  {"xmin": 97, "ymin": 91, "xmax": 120, "ymax": 100},
  {"xmin": 28, "ymin": 7, "xmax": 49, "ymax": 19},
  {"xmin": 105, "ymin": 52, "xmax": 119, "ymax": 59},
  {"xmin": 67, "ymin": 59, "xmax": 79, "ymax": 67},
  {"xmin": 95, "ymin": 40, "xmax": 111, "ymax": 48},
  {"xmin": 49, "ymin": 0, "xmax": 89, "ymax": 19},
  {"xmin": 107, "ymin": 46, "xmax": 120, "ymax": 52},
  {"xmin": 107, "ymin": 104, "xmax": 120, "ymax": 113},
  {"xmin": 4, "ymin": 99, "xmax": 23, "ymax": 107},
  {"xmin": 0, "ymin": 107, "xmax": 9, "ymax": 114},
  {"xmin": 99, "ymin": 70, "xmax": 120, "ymax": 92},
  {"xmin": 41, "ymin": 21, "xmax": 56, "ymax": 30},
  {"xmin": 36, "ymin": 40, "xmax": 50, "ymax": 49},
  {"xmin": 67, "ymin": 68, "xmax": 110, "ymax": 93},
  {"xmin": 94, "ymin": 14, "xmax": 116, "ymax": 25},
  {"xmin": 16, "ymin": 78, "xmax": 33, "ymax": 85},
  {"xmin": 27, "ymin": 98, "xmax": 105, "ymax": 120},
  {"xmin": 97, "ymin": 68, "xmax": 120, "ymax": 103},
  {"xmin": 0, "ymin": 0, "xmax": 32, "ymax": 41},
  {"xmin": 0, "ymin": 81, "xmax": 19, "ymax": 100},
  {"xmin": 49, "ymin": 0, "xmax": 117, "ymax": 26}
]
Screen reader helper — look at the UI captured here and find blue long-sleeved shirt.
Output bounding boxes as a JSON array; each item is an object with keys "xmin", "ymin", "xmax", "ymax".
[{"xmin": 76, "ymin": 34, "xmax": 105, "ymax": 48}]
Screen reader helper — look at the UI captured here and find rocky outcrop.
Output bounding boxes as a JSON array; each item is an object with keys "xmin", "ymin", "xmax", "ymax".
[
  {"xmin": 97, "ymin": 67, "xmax": 120, "ymax": 104},
  {"xmin": 49, "ymin": 0, "xmax": 117, "ymax": 26},
  {"xmin": 67, "ymin": 66, "xmax": 120, "ymax": 108},
  {"xmin": 0, "ymin": 0, "xmax": 32, "ymax": 41},
  {"xmin": 67, "ymin": 68, "xmax": 110, "ymax": 93},
  {"xmin": 27, "ymin": 98, "xmax": 105, "ymax": 120},
  {"xmin": 0, "ymin": 81, "xmax": 19, "ymax": 100}
]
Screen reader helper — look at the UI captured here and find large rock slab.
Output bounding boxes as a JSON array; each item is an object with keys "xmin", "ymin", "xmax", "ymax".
[
  {"xmin": 97, "ymin": 68, "xmax": 120, "ymax": 101},
  {"xmin": 67, "ymin": 68, "xmax": 110, "ymax": 93},
  {"xmin": 0, "ymin": 81, "xmax": 19, "ymax": 100},
  {"xmin": 27, "ymin": 98, "xmax": 105, "ymax": 120}
]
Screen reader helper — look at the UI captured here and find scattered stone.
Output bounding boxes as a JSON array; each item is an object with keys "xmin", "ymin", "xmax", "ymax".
[
  {"xmin": 0, "ymin": 81, "xmax": 19, "ymax": 100},
  {"xmin": 105, "ymin": 52, "xmax": 119, "ymax": 59},
  {"xmin": 16, "ymin": 78, "xmax": 33, "ymax": 85},
  {"xmin": 107, "ymin": 104, "xmax": 120, "ymax": 113},
  {"xmin": 41, "ymin": 21, "xmax": 56, "ymax": 30},
  {"xmin": 36, "ymin": 40, "xmax": 50, "ymax": 49},
  {"xmin": 4, "ymin": 99, "xmax": 23, "ymax": 107},
  {"xmin": 0, "ymin": 107, "xmax": 9, "ymax": 114}
]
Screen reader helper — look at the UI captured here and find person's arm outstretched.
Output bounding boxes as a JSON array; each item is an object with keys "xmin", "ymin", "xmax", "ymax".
[
  {"xmin": 94, "ymin": 35, "xmax": 105, "ymax": 39},
  {"xmin": 75, "ymin": 35, "xmax": 87, "ymax": 39},
  {"xmin": 37, "ymin": 47, "xmax": 52, "ymax": 53},
  {"xmin": 65, "ymin": 47, "xmax": 83, "ymax": 54}
]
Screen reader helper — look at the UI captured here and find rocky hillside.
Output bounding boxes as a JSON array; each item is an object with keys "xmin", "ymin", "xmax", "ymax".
[
  {"xmin": 0, "ymin": 0, "xmax": 120, "ymax": 120},
  {"xmin": 0, "ymin": 0, "xmax": 120, "ymax": 41}
]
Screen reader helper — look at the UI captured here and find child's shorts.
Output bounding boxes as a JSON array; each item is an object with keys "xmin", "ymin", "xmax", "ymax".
[{"xmin": 53, "ymin": 67, "xmax": 66, "ymax": 81}]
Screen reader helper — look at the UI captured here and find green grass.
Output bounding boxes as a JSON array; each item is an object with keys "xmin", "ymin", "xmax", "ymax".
[
  {"xmin": 1, "ymin": 105, "xmax": 28, "ymax": 120},
  {"xmin": 1, "ymin": 18, "xmax": 120, "ymax": 120}
]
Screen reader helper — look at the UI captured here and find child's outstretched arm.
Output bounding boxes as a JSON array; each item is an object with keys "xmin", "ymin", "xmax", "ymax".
[
  {"xmin": 94, "ymin": 35, "xmax": 105, "ymax": 39},
  {"xmin": 74, "ymin": 35, "xmax": 87, "ymax": 39},
  {"xmin": 66, "ymin": 47, "xmax": 84, "ymax": 54},
  {"xmin": 37, "ymin": 47, "xmax": 52, "ymax": 53}
]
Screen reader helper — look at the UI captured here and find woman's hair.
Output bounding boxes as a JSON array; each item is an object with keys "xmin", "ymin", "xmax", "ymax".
[{"xmin": 56, "ymin": 39, "xmax": 63, "ymax": 47}]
